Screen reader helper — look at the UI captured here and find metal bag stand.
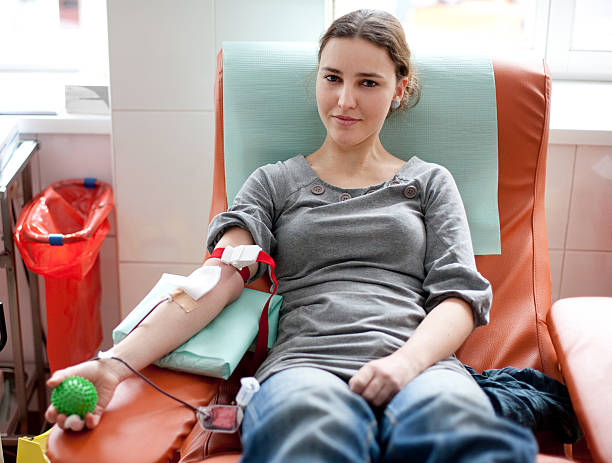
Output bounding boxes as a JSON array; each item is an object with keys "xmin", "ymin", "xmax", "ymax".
[{"xmin": 0, "ymin": 139, "xmax": 47, "ymax": 444}]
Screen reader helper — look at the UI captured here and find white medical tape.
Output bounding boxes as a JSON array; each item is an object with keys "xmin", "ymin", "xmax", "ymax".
[
  {"xmin": 163, "ymin": 265, "xmax": 222, "ymax": 301},
  {"xmin": 220, "ymin": 245, "xmax": 262, "ymax": 270},
  {"xmin": 97, "ymin": 348, "xmax": 115, "ymax": 360}
]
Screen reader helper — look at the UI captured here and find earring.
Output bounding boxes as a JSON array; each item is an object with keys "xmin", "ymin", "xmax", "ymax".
[{"xmin": 391, "ymin": 99, "xmax": 401, "ymax": 110}]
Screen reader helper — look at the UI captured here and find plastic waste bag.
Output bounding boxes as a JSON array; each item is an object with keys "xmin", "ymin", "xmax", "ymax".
[{"xmin": 14, "ymin": 178, "xmax": 113, "ymax": 372}]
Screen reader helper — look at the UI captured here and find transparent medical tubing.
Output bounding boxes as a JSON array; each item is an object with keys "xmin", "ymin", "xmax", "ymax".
[{"xmin": 95, "ymin": 355, "xmax": 261, "ymax": 434}]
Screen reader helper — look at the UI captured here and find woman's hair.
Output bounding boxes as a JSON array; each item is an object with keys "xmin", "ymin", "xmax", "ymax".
[{"xmin": 319, "ymin": 9, "xmax": 420, "ymax": 113}]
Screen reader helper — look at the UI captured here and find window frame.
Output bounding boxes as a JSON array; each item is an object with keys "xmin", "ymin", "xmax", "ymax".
[
  {"xmin": 546, "ymin": 0, "xmax": 612, "ymax": 81},
  {"xmin": 330, "ymin": 0, "xmax": 612, "ymax": 82}
]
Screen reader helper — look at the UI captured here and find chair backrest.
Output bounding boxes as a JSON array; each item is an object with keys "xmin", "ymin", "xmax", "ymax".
[
  {"xmin": 457, "ymin": 57, "xmax": 557, "ymax": 379},
  {"xmin": 220, "ymin": 42, "xmax": 501, "ymax": 255},
  {"xmin": 210, "ymin": 47, "xmax": 558, "ymax": 379}
]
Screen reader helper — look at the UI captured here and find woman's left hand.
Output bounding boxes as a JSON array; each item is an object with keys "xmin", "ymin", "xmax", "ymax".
[{"xmin": 348, "ymin": 352, "xmax": 421, "ymax": 407}]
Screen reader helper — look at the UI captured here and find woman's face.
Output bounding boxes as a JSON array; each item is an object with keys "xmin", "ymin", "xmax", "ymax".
[{"xmin": 316, "ymin": 37, "xmax": 404, "ymax": 150}]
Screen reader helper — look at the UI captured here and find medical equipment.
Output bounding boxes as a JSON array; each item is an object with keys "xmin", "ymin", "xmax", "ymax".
[
  {"xmin": 74, "ymin": 353, "xmax": 260, "ymax": 433},
  {"xmin": 157, "ymin": 245, "xmax": 262, "ymax": 313},
  {"xmin": 196, "ymin": 377, "xmax": 260, "ymax": 433},
  {"xmin": 220, "ymin": 245, "xmax": 262, "ymax": 270},
  {"xmin": 165, "ymin": 266, "xmax": 222, "ymax": 304}
]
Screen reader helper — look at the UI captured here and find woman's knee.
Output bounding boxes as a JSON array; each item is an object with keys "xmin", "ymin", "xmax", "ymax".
[
  {"xmin": 380, "ymin": 368, "xmax": 537, "ymax": 462},
  {"xmin": 241, "ymin": 368, "xmax": 379, "ymax": 463},
  {"xmin": 385, "ymin": 367, "xmax": 493, "ymax": 425}
]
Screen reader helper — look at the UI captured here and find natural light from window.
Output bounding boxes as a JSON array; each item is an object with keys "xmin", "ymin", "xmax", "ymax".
[
  {"xmin": 571, "ymin": 0, "xmax": 612, "ymax": 51},
  {"xmin": 333, "ymin": 0, "xmax": 612, "ymax": 81},
  {"xmin": 0, "ymin": 0, "xmax": 108, "ymax": 81},
  {"xmin": 334, "ymin": 0, "xmax": 540, "ymax": 54}
]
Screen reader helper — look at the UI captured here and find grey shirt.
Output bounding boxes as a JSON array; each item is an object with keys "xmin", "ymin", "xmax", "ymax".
[{"xmin": 207, "ymin": 155, "xmax": 492, "ymax": 383}]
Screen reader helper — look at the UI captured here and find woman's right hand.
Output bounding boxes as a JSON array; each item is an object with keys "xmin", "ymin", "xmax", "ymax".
[{"xmin": 45, "ymin": 358, "xmax": 126, "ymax": 431}]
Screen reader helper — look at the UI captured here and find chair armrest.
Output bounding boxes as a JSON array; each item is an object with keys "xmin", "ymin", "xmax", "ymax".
[
  {"xmin": 46, "ymin": 366, "xmax": 220, "ymax": 463},
  {"xmin": 547, "ymin": 297, "xmax": 612, "ymax": 463}
]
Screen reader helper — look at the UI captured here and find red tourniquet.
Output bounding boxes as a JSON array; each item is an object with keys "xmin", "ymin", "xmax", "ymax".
[{"xmin": 208, "ymin": 247, "xmax": 278, "ymax": 373}]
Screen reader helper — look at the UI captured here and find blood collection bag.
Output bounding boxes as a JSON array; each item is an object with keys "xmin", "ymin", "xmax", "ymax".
[
  {"xmin": 197, "ymin": 377, "xmax": 260, "ymax": 433},
  {"xmin": 197, "ymin": 405, "xmax": 243, "ymax": 433}
]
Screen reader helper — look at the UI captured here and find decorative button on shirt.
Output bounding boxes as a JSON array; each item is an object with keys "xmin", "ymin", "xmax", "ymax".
[
  {"xmin": 339, "ymin": 193, "xmax": 352, "ymax": 202},
  {"xmin": 311, "ymin": 184, "xmax": 325, "ymax": 195},
  {"xmin": 403, "ymin": 185, "xmax": 418, "ymax": 198}
]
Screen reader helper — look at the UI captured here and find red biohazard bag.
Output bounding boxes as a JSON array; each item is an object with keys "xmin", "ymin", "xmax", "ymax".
[{"xmin": 14, "ymin": 178, "xmax": 113, "ymax": 372}]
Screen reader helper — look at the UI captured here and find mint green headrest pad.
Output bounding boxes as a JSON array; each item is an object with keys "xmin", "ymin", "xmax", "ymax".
[
  {"xmin": 113, "ymin": 277, "xmax": 283, "ymax": 380},
  {"xmin": 223, "ymin": 42, "xmax": 500, "ymax": 255}
]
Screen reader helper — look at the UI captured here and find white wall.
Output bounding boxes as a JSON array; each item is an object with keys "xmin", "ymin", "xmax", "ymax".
[
  {"xmin": 107, "ymin": 0, "xmax": 327, "ymax": 317},
  {"xmin": 545, "ymin": 145, "xmax": 612, "ymax": 301}
]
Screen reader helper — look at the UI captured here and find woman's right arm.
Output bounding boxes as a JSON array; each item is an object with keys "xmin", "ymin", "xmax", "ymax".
[{"xmin": 45, "ymin": 226, "xmax": 258, "ymax": 430}]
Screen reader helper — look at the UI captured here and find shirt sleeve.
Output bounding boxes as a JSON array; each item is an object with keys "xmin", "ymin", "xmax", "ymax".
[
  {"xmin": 421, "ymin": 165, "xmax": 492, "ymax": 327},
  {"xmin": 206, "ymin": 165, "xmax": 278, "ymax": 283}
]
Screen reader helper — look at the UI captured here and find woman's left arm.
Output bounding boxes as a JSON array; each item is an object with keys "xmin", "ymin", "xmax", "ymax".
[
  {"xmin": 349, "ymin": 297, "xmax": 473, "ymax": 406},
  {"xmin": 350, "ymin": 165, "xmax": 491, "ymax": 406}
]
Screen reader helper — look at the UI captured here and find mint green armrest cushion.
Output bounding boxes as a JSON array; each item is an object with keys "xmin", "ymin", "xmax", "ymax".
[{"xmin": 113, "ymin": 275, "xmax": 282, "ymax": 380}]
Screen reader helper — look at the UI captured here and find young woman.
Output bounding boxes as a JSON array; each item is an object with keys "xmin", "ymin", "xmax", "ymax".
[{"xmin": 47, "ymin": 9, "xmax": 537, "ymax": 462}]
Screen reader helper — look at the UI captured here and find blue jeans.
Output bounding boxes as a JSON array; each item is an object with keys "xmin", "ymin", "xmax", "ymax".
[{"xmin": 240, "ymin": 367, "xmax": 537, "ymax": 463}]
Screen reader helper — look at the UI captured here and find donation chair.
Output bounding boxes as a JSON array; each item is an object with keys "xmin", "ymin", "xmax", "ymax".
[{"xmin": 46, "ymin": 44, "xmax": 612, "ymax": 463}]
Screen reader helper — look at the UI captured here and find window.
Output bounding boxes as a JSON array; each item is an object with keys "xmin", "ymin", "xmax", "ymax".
[
  {"xmin": 332, "ymin": 0, "xmax": 612, "ymax": 81},
  {"xmin": 547, "ymin": 0, "xmax": 612, "ymax": 80},
  {"xmin": 0, "ymin": 0, "xmax": 108, "ymax": 80}
]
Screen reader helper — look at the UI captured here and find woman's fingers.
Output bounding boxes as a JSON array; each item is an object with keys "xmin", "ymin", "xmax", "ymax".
[
  {"xmin": 350, "ymin": 356, "xmax": 410, "ymax": 406},
  {"xmin": 45, "ymin": 404, "xmax": 59, "ymax": 423},
  {"xmin": 64, "ymin": 415, "xmax": 85, "ymax": 432},
  {"xmin": 360, "ymin": 375, "xmax": 386, "ymax": 404},
  {"xmin": 46, "ymin": 362, "xmax": 93, "ymax": 388},
  {"xmin": 85, "ymin": 412, "xmax": 101, "ymax": 429},
  {"xmin": 46, "ymin": 369, "xmax": 71, "ymax": 388},
  {"xmin": 55, "ymin": 413, "xmax": 67, "ymax": 429},
  {"xmin": 45, "ymin": 399, "xmax": 102, "ymax": 431},
  {"xmin": 371, "ymin": 382, "xmax": 395, "ymax": 407},
  {"xmin": 350, "ymin": 363, "xmax": 388, "ymax": 404},
  {"xmin": 348, "ymin": 364, "xmax": 374, "ymax": 394}
]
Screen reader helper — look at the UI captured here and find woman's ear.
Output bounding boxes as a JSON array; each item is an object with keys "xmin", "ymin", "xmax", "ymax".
[{"xmin": 395, "ymin": 77, "xmax": 409, "ymax": 100}]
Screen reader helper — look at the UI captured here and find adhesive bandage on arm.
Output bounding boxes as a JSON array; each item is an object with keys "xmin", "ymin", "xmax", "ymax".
[
  {"xmin": 163, "ymin": 266, "xmax": 222, "ymax": 313},
  {"xmin": 163, "ymin": 245, "xmax": 262, "ymax": 313},
  {"xmin": 165, "ymin": 266, "xmax": 222, "ymax": 300}
]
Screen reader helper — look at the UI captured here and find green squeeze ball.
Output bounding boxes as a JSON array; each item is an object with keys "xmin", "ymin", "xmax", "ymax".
[{"xmin": 51, "ymin": 376, "xmax": 98, "ymax": 419}]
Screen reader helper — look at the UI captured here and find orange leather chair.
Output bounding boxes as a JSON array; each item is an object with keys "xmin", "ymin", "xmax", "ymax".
[{"xmin": 46, "ymin": 50, "xmax": 612, "ymax": 463}]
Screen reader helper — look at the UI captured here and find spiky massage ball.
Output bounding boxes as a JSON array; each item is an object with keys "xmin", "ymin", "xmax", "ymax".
[{"xmin": 51, "ymin": 376, "xmax": 97, "ymax": 419}]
